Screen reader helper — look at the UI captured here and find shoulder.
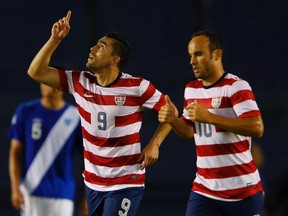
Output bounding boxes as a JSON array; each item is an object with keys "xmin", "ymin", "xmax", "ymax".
[
  {"xmin": 224, "ymin": 73, "xmax": 252, "ymax": 90},
  {"xmin": 16, "ymin": 100, "xmax": 40, "ymax": 112},
  {"xmin": 116, "ymin": 72, "xmax": 146, "ymax": 87},
  {"xmin": 121, "ymin": 72, "xmax": 144, "ymax": 81},
  {"xmin": 185, "ymin": 79, "xmax": 202, "ymax": 88}
]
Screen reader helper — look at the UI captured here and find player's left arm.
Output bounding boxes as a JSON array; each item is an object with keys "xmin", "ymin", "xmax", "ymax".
[
  {"xmin": 206, "ymin": 114, "xmax": 263, "ymax": 138},
  {"xmin": 138, "ymin": 123, "xmax": 172, "ymax": 170},
  {"xmin": 9, "ymin": 139, "xmax": 24, "ymax": 211}
]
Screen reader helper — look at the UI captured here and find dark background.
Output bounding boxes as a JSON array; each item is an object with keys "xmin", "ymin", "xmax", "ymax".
[{"xmin": 1, "ymin": 0, "xmax": 288, "ymax": 215}]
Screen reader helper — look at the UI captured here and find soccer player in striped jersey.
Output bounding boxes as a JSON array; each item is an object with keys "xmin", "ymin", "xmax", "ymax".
[
  {"xmin": 27, "ymin": 11, "xmax": 172, "ymax": 216},
  {"xmin": 8, "ymin": 83, "xmax": 84, "ymax": 216},
  {"xmin": 158, "ymin": 30, "xmax": 265, "ymax": 216}
]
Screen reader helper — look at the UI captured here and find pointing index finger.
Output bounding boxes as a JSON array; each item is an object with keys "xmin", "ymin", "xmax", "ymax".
[{"xmin": 66, "ymin": 10, "xmax": 72, "ymax": 22}]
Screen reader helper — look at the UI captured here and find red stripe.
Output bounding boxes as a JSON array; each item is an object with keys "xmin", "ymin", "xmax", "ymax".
[
  {"xmin": 197, "ymin": 161, "xmax": 257, "ymax": 179},
  {"xmin": 152, "ymin": 94, "xmax": 166, "ymax": 111},
  {"xmin": 196, "ymin": 140, "xmax": 250, "ymax": 156},
  {"xmin": 82, "ymin": 94, "xmax": 141, "ymax": 106},
  {"xmin": 140, "ymin": 83, "xmax": 156, "ymax": 105},
  {"xmin": 192, "ymin": 181, "xmax": 263, "ymax": 199},
  {"xmin": 231, "ymin": 89, "xmax": 255, "ymax": 105},
  {"xmin": 77, "ymin": 104, "xmax": 91, "ymax": 124},
  {"xmin": 239, "ymin": 110, "xmax": 261, "ymax": 118},
  {"xmin": 70, "ymin": 71, "xmax": 142, "ymax": 106},
  {"xmin": 84, "ymin": 149, "xmax": 141, "ymax": 167},
  {"xmin": 58, "ymin": 70, "xmax": 69, "ymax": 92},
  {"xmin": 82, "ymin": 128, "xmax": 140, "ymax": 147},
  {"xmin": 115, "ymin": 111, "xmax": 143, "ymax": 126},
  {"xmin": 84, "ymin": 170, "xmax": 145, "ymax": 186},
  {"xmin": 186, "ymin": 80, "xmax": 203, "ymax": 88}
]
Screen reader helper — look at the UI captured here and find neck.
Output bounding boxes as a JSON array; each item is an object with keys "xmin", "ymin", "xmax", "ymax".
[
  {"xmin": 41, "ymin": 98, "xmax": 65, "ymax": 110},
  {"xmin": 96, "ymin": 68, "xmax": 120, "ymax": 86},
  {"xmin": 202, "ymin": 64, "xmax": 225, "ymax": 86}
]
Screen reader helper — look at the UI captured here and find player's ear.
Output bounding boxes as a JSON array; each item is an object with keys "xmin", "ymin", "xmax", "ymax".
[
  {"xmin": 112, "ymin": 55, "xmax": 121, "ymax": 66},
  {"xmin": 213, "ymin": 49, "xmax": 222, "ymax": 61}
]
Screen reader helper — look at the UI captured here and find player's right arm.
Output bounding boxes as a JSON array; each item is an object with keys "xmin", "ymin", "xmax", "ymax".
[
  {"xmin": 158, "ymin": 95, "xmax": 195, "ymax": 139},
  {"xmin": 9, "ymin": 139, "xmax": 24, "ymax": 211},
  {"xmin": 27, "ymin": 11, "xmax": 72, "ymax": 88}
]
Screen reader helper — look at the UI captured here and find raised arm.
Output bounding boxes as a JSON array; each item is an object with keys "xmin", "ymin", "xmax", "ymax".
[
  {"xmin": 27, "ymin": 11, "xmax": 72, "ymax": 88},
  {"xmin": 158, "ymin": 95, "xmax": 195, "ymax": 139}
]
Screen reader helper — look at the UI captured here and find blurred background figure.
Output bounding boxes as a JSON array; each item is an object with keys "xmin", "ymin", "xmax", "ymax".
[
  {"xmin": 252, "ymin": 142, "xmax": 288, "ymax": 216},
  {"xmin": 251, "ymin": 142, "xmax": 269, "ymax": 215},
  {"xmin": 8, "ymin": 83, "xmax": 87, "ymax": 216},
  {"xmin": 251, "ymin": 142, "xmax": 265, "ymax": 170}
]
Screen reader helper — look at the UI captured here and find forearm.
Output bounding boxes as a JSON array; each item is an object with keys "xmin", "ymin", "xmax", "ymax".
[
  {"xmin": 171, "ymin": 117, "xmax": 194, "ymax": 139},
  {"xmin": 9, "ymin": 152, "xmax": 22, "ymax": 192},
  {"xmin": 208, "ymin": 113, "xmax": 264, "ymax": 138},
  {"xmin": 150, "ymin": 123, "xmax": 172, "ymax": 147},
  {"xmin": 27, "ymin": 37, "xmax": 62, "ymax": 88}
]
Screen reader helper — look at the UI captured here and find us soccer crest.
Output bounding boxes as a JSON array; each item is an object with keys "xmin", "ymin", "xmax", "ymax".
[
  {"xmin": 115, "ymin": 94, "xmax": 126, "ymax": 106},
  {"xmin": 211, "ymin": 97, "xmax": 222, "ymax": 109}
]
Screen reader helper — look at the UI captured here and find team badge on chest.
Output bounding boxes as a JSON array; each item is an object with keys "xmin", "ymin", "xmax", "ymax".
[
  {"xmin": 115, "ymin": 94, "xmax": 126, "ymax": 106},
  {"xmin": 211, "ymin": 97, "xmax": 222, "ymax": 109}
]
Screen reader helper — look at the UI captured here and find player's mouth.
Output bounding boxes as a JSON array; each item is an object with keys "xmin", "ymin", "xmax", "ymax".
[
  {"xmin": 88, "ymin": 54, "xmax": 94, "ymax": 61},
  {"xmin": 193, "ymin": 67, "xmax": 199, "ymax": 73}
]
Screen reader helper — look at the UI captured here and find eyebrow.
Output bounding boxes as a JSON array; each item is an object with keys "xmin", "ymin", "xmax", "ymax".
[{"xmin": 98, "ymin": 40, "xmax": 108, "ymax": 47}]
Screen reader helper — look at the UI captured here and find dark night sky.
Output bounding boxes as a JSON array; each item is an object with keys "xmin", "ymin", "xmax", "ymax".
[{"xmin": 1, "ymin": 0, "xmax": 288, "ymax": 215}]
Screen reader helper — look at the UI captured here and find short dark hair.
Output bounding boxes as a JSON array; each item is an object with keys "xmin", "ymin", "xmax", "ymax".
[
  {"xmin": 105, "ymin": 31, "xmax": 131, "ymax": 69},
  {"xmin": 191, "ymin": 29, "xmax": 224, "ymax": 53}
]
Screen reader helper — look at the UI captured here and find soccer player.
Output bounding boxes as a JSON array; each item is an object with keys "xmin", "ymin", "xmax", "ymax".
[
  {"xmin": 27, "ymin": 11, "xmax": 172, "ymax": 215},
  {"xmin": 158, "ymin": 29, "xmax": 265, "ymax": 216},
  {"xmin": 9, "ymin": 83, "xmax": 84, "ymax": 216}
]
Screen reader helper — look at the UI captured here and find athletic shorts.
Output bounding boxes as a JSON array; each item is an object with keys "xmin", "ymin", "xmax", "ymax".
[
  {"xmin": 20, "ymin": 195, "xmax": 74, "ymax": 216},
  {"xmin": 85, "ymin": 186, "xmax": 144, "ymax": 216},
  {"xmin": 186, "ymin": 191, "xmax": 264, "ymax": 216}
]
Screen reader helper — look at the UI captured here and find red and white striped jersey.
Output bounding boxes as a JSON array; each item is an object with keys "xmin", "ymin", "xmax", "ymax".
[
  {"xmin": 59, "ymin": 70, "xmax": 165, "ymax": 191},
  {"xmin": 182, "ymin": 73, "xmax": 263, "ymax": 201}
]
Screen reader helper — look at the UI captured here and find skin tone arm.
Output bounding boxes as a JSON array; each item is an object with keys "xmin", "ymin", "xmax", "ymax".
[
  {"xmin": 27, "ymin": 11, "xmax": 72, "ymax": 88},
  {"xmin": 159, "ymin": 95, "xmax": 264, "ymax": 139},
  {"xmin": 186, "ymin": 101, "xmax": 264, "ymax": 138},
  {"xmin": 138, "ymin": 123, "xmax": 172, "ymax": 170},
  {"xmin": 159, "ymin": 95, "xmax": 195, "ymax": 139},
  {"xmin": 9, "ymin": 139, "xmax": 24, "ymax": 211}
]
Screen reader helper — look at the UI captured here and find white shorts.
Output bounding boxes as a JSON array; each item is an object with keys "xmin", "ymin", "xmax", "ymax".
[{"xmin": 20, "ymin": 195, "xmax": 74, "ymax": 216}]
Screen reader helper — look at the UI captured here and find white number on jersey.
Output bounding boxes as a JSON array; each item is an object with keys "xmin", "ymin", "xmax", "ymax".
[
  {"xmin": 31, "ymin": 121, "xmax": 42, "ymax": 140},
  {"xmin": 118, "ymin": 198, "xmax": 131, "ymax": 216}
]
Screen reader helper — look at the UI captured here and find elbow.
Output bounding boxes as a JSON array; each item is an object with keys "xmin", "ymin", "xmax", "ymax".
[
  {"xmin": 27, "ymin": 68, "xmax": 35, "ymax": 80},
  {"xmin": 255, "ymin": 126, "xmax": 264, "ymax": 139},
  {"xmin": 27, "ymin": 65, "xmax": 45, "ymax": 82},
  {"xmin": 27, "ymin": 66, "xmax": 36, "ymax": 79},
  {"xmin": 253, "ymin": 121, "xmax": 264, "ymax": 139}
]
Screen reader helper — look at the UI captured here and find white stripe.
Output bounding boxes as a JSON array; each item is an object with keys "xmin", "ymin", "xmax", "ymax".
[
  {"xmin": 230, "ymin": 79, "xmax": 252, "ymax": 94},
  {"xmin": 84, "ymin": 180, "xmax": 144, "ymax": 192},
  {"xmin": 194, "ymin": 132, "xmax": 250, "ymax": 146},
  {"xmin": 184, "ymin": 78, "xmax": 252, "ymax": 100},
  {"xmin": 197, "ymin": 151, "xmax": 253, "ymax": 168},
  {"xmin": 20, "ymin": 107, "xmax": 79, "ymax": 194},
  {"xmin": 84, "ymin": 141, "xmax": 141, "ymax": 157},
  {"xmin": 81, "ymin": 116, "xmax": 142, "ymax": 138},
  {"xmin": 194, "ymin": 170, "xmax": 261, "ymax": 191},
  {"xmin": 234, "ymin": 100, "xmax": 259, "ymax": 116},
  {"xmin": 84, "ymin": 158, "xmax": 144, "ymax": 178}
]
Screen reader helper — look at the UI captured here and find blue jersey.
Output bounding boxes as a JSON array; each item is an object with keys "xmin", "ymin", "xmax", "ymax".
[{"xmin": 8, "ymin": 100, "xmax": 82, "ymax": 200}]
